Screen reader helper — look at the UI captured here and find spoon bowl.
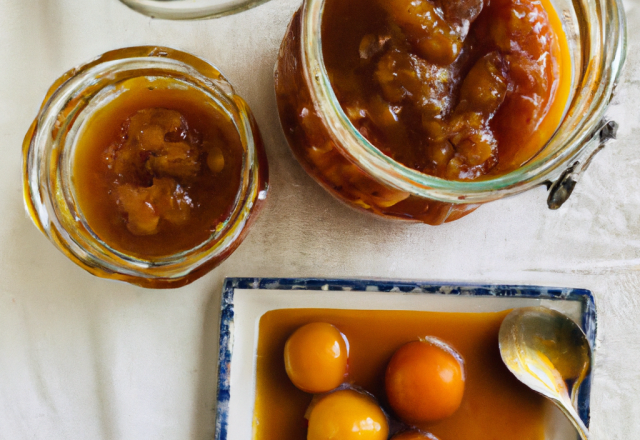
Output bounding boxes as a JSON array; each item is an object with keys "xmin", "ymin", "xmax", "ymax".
[{"xmin": 499, "ymin": 306, "xmax": 592, "ymax": 440}]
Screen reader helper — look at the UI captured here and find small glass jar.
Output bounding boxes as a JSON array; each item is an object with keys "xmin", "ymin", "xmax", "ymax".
[
  {"xmin": 118, "ymin": 0, "xmax": 272, "ymax": 20},
  {"xmin": 23, "ymin": 46, "xmax": 268, "ymax": 288},
  {"xmin": 274, "ymin": 0, "xmax": 627, "ymax": 225}
]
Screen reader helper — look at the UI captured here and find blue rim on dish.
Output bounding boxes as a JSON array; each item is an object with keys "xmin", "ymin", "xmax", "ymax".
[{"xmin": 215, "ymin": 278, "xmax": 597, "ymax": 440}]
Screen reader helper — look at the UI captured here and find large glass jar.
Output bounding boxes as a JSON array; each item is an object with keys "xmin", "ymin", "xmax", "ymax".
[
  {"xmin": 23, "ymin": 46, "xmax": 268, "ymax": 288},
  {"xmin": 274, "ymin": 0, "xmax": 626, "ymax": 225}
]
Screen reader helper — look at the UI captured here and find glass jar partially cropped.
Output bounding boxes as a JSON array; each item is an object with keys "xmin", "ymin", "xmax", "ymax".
[
  {"xmin": 274, "ymin": 0, "xmax": 627, "ymax": 225},
  {"xmin": 23, "ymin": 46, "xmax": 268, "ymax": 288},
  {"xmin": 118, "ymin": 0, "xmax": 272, "ymax": 20}
]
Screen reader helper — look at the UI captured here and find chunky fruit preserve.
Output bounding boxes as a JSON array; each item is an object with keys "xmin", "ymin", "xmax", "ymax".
[
  {"xmin": 322, "ymin": 0, "xmax": 571, "ymax": 180},
  {"xmin": 275, "ymin": 0, "xmax": 571, "ymax": 224},
  {"xmin": 73, "ymin": 77, "xmax": 244, "ymax": 258}
]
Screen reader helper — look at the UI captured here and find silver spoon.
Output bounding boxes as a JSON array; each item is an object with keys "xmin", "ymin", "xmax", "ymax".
[{"xmin": 499, "ymin": 306, "xmax": 592, "ymax": 440}]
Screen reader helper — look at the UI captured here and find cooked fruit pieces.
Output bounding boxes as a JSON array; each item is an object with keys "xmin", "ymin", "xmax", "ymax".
[
  {"xmin": 380, "ymin": 0, "xmax": 483, "ymax": 64},
  {"xmin": 446, "ymin": 52, "xmax": 509, "ymax": 179},
  {"xmin": 115, "ymin": 178, "xmax": 193, "ymax": 236},
  {"xmin": 102, "ymin": 108, "xmax": 225, "ymax": 236}
]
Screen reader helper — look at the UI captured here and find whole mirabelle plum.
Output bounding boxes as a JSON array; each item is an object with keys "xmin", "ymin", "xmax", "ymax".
[
  {"xmin": 307, "ymin": 389, "xmax": 389, "ymax": 440},
  {"xmin": 284, "ymin": 322, "xmax": 349, "ymax": 393},
  {"xmin": 385, "ymin": 339, "xmax": 465, "ymax": 424}
]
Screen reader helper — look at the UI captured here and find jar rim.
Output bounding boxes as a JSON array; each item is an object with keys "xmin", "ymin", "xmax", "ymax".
[
  {"xmin": 23, "ymin": 46, "xmax": 268, "ymax": 287},
  {"xmin": 118, "ymin": 0, "xmax": 273, "ymax": 20},
  {"xmin": 300, "ymin": 0, "xmax": 627, "ymax": 204}
]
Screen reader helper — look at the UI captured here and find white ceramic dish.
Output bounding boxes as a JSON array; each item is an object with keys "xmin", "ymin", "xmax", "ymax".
[{"xmin": 215, "ymin": 278, "xmax": 596, "ymax": 440}]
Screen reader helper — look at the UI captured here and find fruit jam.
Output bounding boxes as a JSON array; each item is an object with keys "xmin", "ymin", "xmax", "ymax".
[
  {"xmin": 73, "ymin": 77, "xmax": 244, "ymax": 258},
  {"xmin": 322, "ymin": 0, "xmax": 572, "ymax": 180}
]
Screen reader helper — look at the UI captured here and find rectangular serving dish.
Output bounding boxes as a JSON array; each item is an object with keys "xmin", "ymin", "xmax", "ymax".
[{"xmin": 214, "ymin": 278, "xmax": 596, "ymax": 440}]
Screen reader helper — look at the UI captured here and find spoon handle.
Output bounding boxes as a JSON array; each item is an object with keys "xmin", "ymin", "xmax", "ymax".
[{"xmin": 557, "ymin": 399, "xmax": 590, "ymax": 440}]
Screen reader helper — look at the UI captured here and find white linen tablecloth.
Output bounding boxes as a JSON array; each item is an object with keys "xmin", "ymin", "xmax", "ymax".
[{"xmin": 0, "ymin": 0, "xmax": 639, "ymax": 438}]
